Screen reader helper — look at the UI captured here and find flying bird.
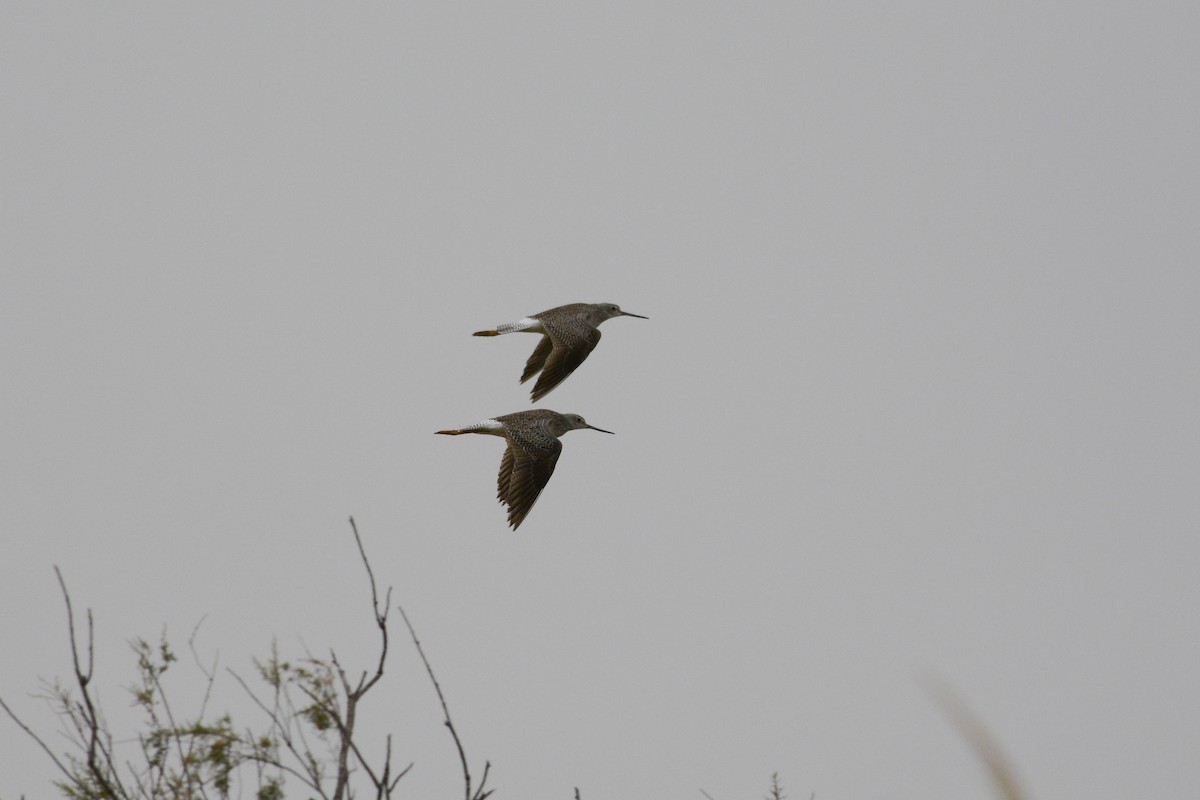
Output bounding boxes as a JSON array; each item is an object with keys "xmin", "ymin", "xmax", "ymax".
[
  {"xmin": 473, "ymin": 302, "xmax": 648, "ymax": 401},
  {"xmin": 436, "ymin": 409, "xmax": 613, "ymax": 530}
]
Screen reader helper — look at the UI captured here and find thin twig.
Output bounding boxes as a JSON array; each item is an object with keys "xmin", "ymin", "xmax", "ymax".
[
  {"xmin": 397, "ymin": 604, "xmax": 492, "ymax": 800},
  {"xmin": 349, "ymin": 515, "xmax": 391, "ymax": 695},
  {"xmin": 227, "ymin": 668, "xmax": 330, "ymax": 798},
  {"xmin": 146, "ymin": 636, "xmax": 209, "ymax": 800},
  {"xmin": 383, "ymin": 734, "xmax": 414, "ymax": 793},
  {"xmin": 327, "ymin": 516, "xmax": 399, "ymax": 799},
  {"xmin": 188, "ymin": 618, "xmax": 226, "ymax": 794},
  {"xmin": 54, "ymin": 566, "xmax": 127, "ymax": 799},
  {"xmin": 255, "ymin": 669, "xmax": 330, "ymax": 791},
  {"xmin": 294, "ymin": 676, "xmax": 386, "ymax": 792},
  {"xmin": 0, "ymin": 694, "xmax": 77, "ymax": 785},
  {"xmin": 187, "ymin": 616, "xmax": 219, "ymax": 717},
  {"xmin": 126, "ymin": 758, "xmax": 152, "ymax": 798}
]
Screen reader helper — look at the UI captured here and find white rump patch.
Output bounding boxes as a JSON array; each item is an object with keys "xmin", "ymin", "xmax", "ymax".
[
  {"xmin": 468, "ymin": 419, "xmax": 506, "ymax": 435},
  {"xmin": 496, "ymin": 317, "xmax": 544, "ymax": 334}
]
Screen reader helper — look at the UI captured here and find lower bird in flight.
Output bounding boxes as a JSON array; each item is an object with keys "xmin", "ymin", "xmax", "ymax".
[
  {"xmin": 473, "ymin": 302, "xmax": 648, "ymax": 401},
  {"xmin": 436, "ymin": 409, "xmax": 613, "ymax": 530}
]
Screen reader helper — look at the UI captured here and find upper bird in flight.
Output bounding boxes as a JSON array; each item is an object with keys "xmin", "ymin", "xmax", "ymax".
[{"xmin": 473, "ymin": 302, "xmax": 649, "ymax": 402}]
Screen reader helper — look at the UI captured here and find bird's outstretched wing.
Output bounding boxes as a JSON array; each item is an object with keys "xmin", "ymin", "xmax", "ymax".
[
  {"xmin": 497, "ymin": 430, "xmax": 563, "ymax": 530},
  {"xmin": 520, "ymin": 335, "xmax": 554, "ymax": 384},
  {"xmin": 530, "ymin": 320, "xmax": 602, "ymax": 402}
]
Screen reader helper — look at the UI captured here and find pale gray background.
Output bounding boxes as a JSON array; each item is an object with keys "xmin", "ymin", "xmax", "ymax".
[{"xmin": 3, "ymin": 3, "xmax": 1198, "ymax": 798}]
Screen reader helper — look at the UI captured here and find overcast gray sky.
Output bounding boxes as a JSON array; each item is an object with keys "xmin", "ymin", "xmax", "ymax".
[{"xmin": 3, "ymin": 3, "xmax": 1199, "ymax": 798}]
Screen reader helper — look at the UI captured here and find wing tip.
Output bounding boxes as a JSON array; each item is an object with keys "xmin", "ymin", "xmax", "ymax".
[
  {"xmin": 529, "ymin": 382, "xmax": 555, "ymax": 402},
  {"xmin": 505, "ymin": 503, "xmax": 528, "ymax": 530}
]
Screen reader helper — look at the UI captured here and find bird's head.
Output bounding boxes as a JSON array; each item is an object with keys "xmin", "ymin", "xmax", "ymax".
[
  {"xmin": 589, "ymin": 303, "xmax": 649, "ymax": 325},
  {"xmin": 561, "ymin": 413, "xmax": 614, "ymax": 435}
]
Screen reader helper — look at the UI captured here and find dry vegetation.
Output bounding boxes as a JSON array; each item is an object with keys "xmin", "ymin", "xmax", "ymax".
[{"xmin": 2, "ymin": 519, "xmax": 1021, "ymax": 800}]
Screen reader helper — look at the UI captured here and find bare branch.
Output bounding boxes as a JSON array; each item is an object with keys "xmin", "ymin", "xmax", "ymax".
[
  {"xmin": 476, "ymin": 761, "xmax": 494, "ymax": 800},
  {"xmin": 227, "ymin": 667, "xmax": 331, "ymax": 798},
  {"xmin": 397, "ymin": 604, "xmax": 492, "ymax": 800},
  {"xmin": 53, "ymin": 566, "xmax": 127, "ymax": 799},
  {"xmin": 144, "ymin": 638, "xmax": 209, "ymax": 800},
  {"xmin": 293, "ymin": 676, "xmax": 387, "ymax": 793},
  {"xmin": 10, "ymin": 526, "xmax": 428, "ymax": 799},
  {"xmin": 348, "ymin": 515, "xmax": 390, "ymax": 695},
  {"xmin": 0, "ymin": 694, "xmax": 77, "ymax": 785},
  {"xmin": 331, "ymin": 668, "xmax": 354, "ymax": 799},
  {"xmin": 383, "ymin": 735, "xmax": 414, "ymax": 794},
  {"xmin": 187, "ymin": 618, "xmax": 222, "ymax": 738}
]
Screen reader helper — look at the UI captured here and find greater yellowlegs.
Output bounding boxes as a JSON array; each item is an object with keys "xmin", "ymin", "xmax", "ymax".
[
  {"xmin": 436, "ymin": 409, "xmax": 613, "ymax": 530},
  {"xmin": 473, "ymin": 303, "xmax": 648, "ymax": 401}
]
